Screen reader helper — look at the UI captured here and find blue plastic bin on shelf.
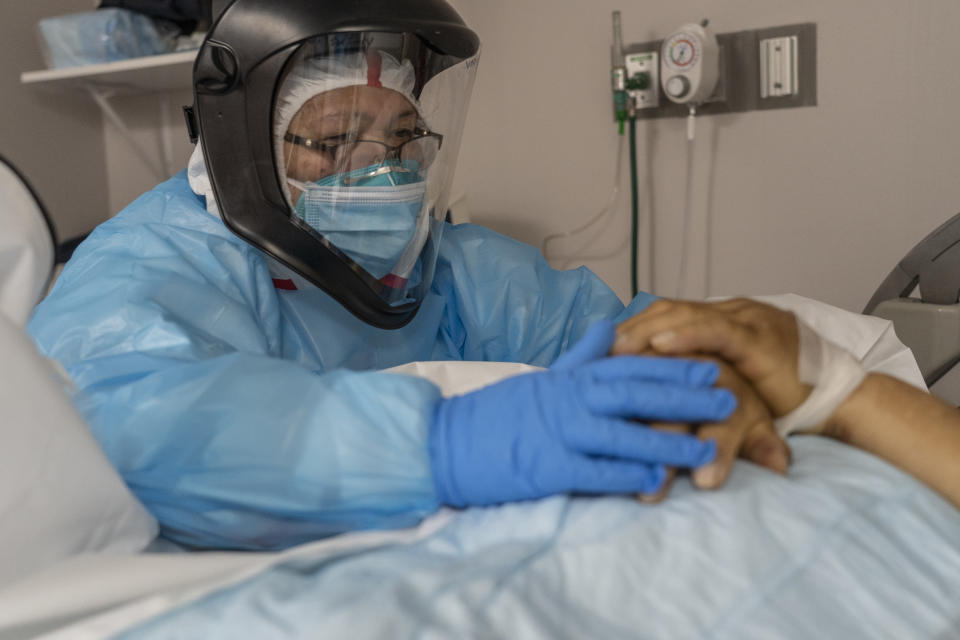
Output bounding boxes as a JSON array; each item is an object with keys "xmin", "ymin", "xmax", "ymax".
[{"xmin": 36, "ymin": 8, "xmax": 177, "ymax": 69}]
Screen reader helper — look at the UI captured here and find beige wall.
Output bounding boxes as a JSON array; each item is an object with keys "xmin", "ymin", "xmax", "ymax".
[
  {"xmin": 101, "ymin": 90, "xmax": 195, "ymax": 214},
  {"xmin": 15, "ymin": 1, "xmax": 959, "ymax": 313},
  {"xmin": 453, "ymin": 0, "xmax": 960, "ymax": 311},
  {"xmin": 0, "ymin": 1, "xmax": 110, "ymax": 241}
]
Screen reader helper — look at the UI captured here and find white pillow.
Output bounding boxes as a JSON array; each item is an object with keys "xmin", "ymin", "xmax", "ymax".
[
  {"xmin": 384, "ymin": 360, "xmax": 543, "ymax": 396},
  {"xmin": 0, "ymin": 159, "xmax": 54, "ymax": 327},
  {"xmin": 0, "ymin": 315, "xmax": 158, "ymax": 588},
  {"xmin": 0, "ymin": 157, "xmax": 157, "ymax": 588}
]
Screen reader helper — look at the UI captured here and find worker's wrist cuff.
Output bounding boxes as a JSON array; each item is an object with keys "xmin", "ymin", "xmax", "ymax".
[
  {"xmin": 427, "ymin": 399, "xmax": 465, "ymax": 508},
  {"xmin": 773, "ymin": 320, "xmax": 867, "ymax": 437}
]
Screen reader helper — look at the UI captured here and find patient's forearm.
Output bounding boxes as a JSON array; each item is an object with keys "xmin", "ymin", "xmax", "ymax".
[{"xmin": 826, "ymin": 373, "xmax": 960, "ymax": 509}]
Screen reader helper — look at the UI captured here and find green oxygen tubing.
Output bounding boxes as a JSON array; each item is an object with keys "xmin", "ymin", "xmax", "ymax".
[
  {"xmin": 613, "ymin": 10, "xmax": 643, "ymax": 298},
  {"xmin": 628, "ymin": 116, "xmax": 639, "ymax": 298},
  {"xmin": 541, "ymin": 11, "xmax": 644, "ymax": 296}
]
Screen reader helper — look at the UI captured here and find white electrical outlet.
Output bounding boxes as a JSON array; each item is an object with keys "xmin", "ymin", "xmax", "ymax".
[{"xmin": 760, "ymin": 35, "xmax": 799, "ymax": 98}]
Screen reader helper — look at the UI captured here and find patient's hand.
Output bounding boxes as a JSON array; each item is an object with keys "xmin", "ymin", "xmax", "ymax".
[
  {"xmin": 636, "ymin": 358, "xmax": 790, "ymax": 501},
  {"xmin": 614, "ymin": 298, "xmax": 960, "ymax": 511},
  {"xmin": 697, "ymin": 359, "xmax": 790, "ymax": 486},
  {"xmin": 614, "ymin": 298, "xmax": 811, "ymax": 419}
]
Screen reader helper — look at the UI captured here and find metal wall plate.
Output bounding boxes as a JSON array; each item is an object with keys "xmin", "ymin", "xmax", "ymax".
[{"xmin": 621, "ymin": 22, "xmax": 817, "ymax": 120}]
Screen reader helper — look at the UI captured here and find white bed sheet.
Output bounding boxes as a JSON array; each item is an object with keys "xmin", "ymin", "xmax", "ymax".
[
  {"xmin": 106, "ymin": 438, "xmax": 960, "ymax": 640},
  {"xmin": 0, "ymin": 294, "xmax": 942, "ymax": 639}
]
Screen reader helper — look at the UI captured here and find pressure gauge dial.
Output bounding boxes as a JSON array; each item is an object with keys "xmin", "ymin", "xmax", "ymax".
[
  {"xmin": 664, "ymin": 33, "xmax": 700, "ymax": 71},
  {"xmin": 660, "ymin": 22, "xmax": 719, "ymax": 105}
]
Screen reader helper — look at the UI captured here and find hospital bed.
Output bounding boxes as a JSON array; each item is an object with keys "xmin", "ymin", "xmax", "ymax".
[
  {"xmin": 2, "ymin": 156, "xmax": 959, "ymax": 639},
  {"xmin": 865, "ymin": 211, "xmax": 960, "ymax": 406}
]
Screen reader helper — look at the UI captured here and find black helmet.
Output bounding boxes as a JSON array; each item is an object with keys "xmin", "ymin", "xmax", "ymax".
[{"xmin": 186, "ymin": 0, "xmax": 480, "ymax": 329}]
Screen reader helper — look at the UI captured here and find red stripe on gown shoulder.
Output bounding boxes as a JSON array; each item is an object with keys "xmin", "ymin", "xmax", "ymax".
[{"xmin": 272, "ymin": 278, "xmax": 298, "ymax": 291}]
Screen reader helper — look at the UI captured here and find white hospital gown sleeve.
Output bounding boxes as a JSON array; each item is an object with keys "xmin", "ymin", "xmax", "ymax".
[
  {"xmin": 28, "ymin": 176, "xmax": 442, "ymax": 550},
  {"xmin": 433, "ymin": 223, "xmax": 656, "ymax": 366}
]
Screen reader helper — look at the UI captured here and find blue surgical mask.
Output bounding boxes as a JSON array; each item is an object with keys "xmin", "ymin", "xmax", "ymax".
[{"xmin": 289, "ymin": 162, "xmax": 427, "ymax": 280}]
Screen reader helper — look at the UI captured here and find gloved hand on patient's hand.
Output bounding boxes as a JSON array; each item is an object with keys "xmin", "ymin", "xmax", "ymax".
[
  {"xmin": 428, "ymin": 321, "xmax": 737, "ymax": 507},
  {"xmin": 638, "ymin": 358, "xmax": 790, "ymax": 502},
  {"xmin": 614, "ymin": 297, "xmax": 865, "ymax": 441},
  {"xmin": 612, "ymin": 298, "xmax": 811, "ymax": 492},
  {"xmin": 614, "ymin": 298, "xmax": 808, "ymax": 417}
]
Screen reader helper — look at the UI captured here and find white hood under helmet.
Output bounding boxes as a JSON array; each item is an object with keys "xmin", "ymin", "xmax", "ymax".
[{"xmin": 189, "ymin": 50, "xmax": 421, "ymax": 215}]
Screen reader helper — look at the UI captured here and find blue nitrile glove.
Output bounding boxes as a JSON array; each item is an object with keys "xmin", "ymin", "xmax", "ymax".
[{"xmin": 429, "ymin": 321, "xmax": 737, "ymax": 507}]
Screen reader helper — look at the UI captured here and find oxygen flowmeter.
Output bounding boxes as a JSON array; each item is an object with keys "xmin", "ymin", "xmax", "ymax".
[{"xmin": 660, "ymin": 21, "xmax": 719, "ymax": 104}]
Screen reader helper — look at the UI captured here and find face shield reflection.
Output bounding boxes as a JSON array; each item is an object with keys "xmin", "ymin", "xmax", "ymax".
[
  {"xmin": 272, "ymin": 34, "xmax": 474, "ymax": 305},
  {"xmin": 283, "ymin": 108, "xmax": 443, "ymax": 186},
  {"xmin": 280, "ymin": 71, "xmax": 429, "ymax": 290}
]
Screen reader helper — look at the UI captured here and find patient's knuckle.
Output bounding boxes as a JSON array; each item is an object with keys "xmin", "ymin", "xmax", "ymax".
[
  {"xmin": 676, "ymin": 305, "xmax": 700, "ymax": 322},
  {"xmin": 648, "ymin": 299, "xmax": 672, "ymax": 313},
  {"xmin": 750, "ymin": 314, "xmax": 774, "ymax": 332}
]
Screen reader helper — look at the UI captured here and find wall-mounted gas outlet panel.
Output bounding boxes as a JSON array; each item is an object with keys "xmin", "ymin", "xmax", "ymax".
[
  {"xmin": 621, "ymin": 22, "xmax": 816, "ymax": 120},
  {"xmin": 624, "ymin": 50, "xmax": 660, "ymax": 109}
]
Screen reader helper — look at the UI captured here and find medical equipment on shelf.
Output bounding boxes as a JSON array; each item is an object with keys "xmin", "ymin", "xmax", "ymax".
[
  {"xmin": 36, "ymin": 8, "xmax": 179, "ymax": 69},
  {"xmin": 98, "ymin": 0, "xmax": 213, "ymax": 35},
  {"xmin": 864, "ymin": 211, "xmax": 960, "ymax": 405}
]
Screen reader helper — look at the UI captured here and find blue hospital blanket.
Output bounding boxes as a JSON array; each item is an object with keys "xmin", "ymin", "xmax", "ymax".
[{"xmin": 119, "ymin": 437, "xmax": 960, "ymax": 639}]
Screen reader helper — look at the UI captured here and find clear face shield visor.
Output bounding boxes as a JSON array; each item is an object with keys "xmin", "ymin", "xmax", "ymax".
[{"xmin": 274, "ymin": 33, "xmax": 477, "ymax": 305}]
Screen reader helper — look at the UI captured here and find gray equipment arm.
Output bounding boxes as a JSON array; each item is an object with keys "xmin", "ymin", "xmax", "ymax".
[
  {"xmin": 864, "ymin": 211, "xmax": 960, "ymax": 314},
  {"xmin": 864, "ymin": 211, "xmax": 960, "ymax": 389}
]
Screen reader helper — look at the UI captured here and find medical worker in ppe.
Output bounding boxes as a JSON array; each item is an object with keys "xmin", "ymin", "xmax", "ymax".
[{"xmin": 29, "ymin": 0, "xmax": 755, "ymax": 551}]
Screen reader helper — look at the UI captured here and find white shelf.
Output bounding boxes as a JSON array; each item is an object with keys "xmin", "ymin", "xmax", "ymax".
[
  {"xmin": 20, "ymin": 50, "xmax": 196, "ymax": 94},
  {"xmin": 20, "ymin": 51, "xmax": 198, "ymax": 181}
]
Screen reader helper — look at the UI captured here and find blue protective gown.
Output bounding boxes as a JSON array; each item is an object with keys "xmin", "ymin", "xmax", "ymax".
[{"xmin": 28, "ymin": 171, "xmax": 655, "ymax": 550}]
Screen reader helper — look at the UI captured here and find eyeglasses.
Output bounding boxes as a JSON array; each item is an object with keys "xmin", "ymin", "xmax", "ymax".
[{"xmin": 284, "ymin": 128, "xmax": 443, "ymax": 172}]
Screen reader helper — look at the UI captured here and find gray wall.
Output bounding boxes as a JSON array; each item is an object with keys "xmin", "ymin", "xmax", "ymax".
[
  {"xmin": 453, "ymin": 0, "xmax": 960, "ymax": 310},
  {"xmin": 0, "ymin": 1, "xmax": 110, "ymax": 241}
]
